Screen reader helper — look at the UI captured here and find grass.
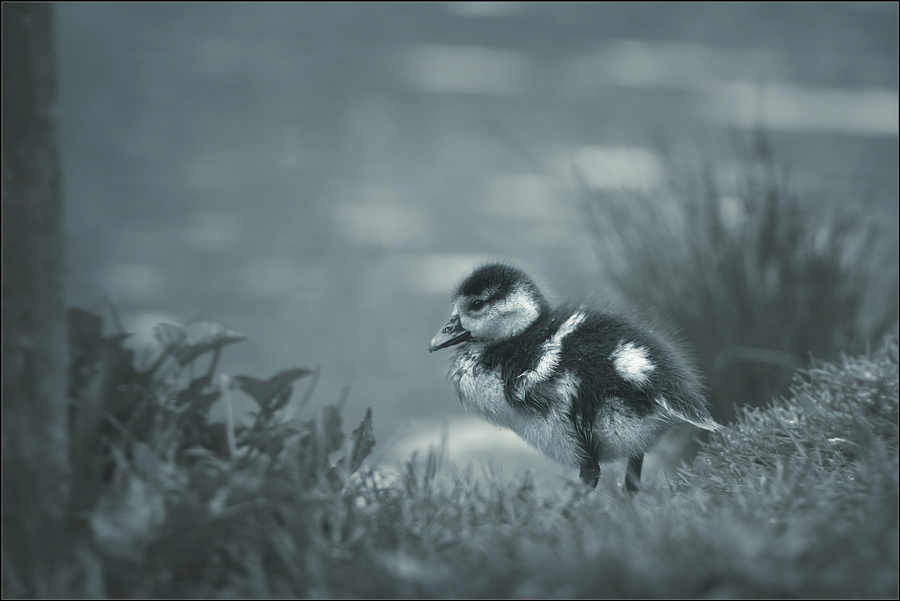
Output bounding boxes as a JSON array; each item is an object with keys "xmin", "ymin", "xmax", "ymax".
[
  {"xmin": 577, "ymin": 144, "xmax": 899, "ymax": 424},
  {"xmin": 314, "ymin": 336, "xmax": 898, "ymax": 599},
  {"xmin": 2, "ymin": 302, "xmax": 897, "ymax": 597}
]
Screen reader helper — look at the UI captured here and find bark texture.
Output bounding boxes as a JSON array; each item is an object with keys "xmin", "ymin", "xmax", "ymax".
[{"xmin": 1, "ymin": 3, "xmax": 69, "ymax": 596}]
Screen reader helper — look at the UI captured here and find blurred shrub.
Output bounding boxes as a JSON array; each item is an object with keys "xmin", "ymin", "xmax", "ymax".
[
  {"xmin": 579, "ymin": 148, "xmax": 899, "ymax": 423},
  {"xmin": 2, "ymin": 307, "xmax": 375, "ymax": 598}
]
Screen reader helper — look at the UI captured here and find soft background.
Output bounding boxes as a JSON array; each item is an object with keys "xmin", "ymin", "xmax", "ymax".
[{"xmin": 56, "ymin": 2, "xmax": 899, "ymax": 485}]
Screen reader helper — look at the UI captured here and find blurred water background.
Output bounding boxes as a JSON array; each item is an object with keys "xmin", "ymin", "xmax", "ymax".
[{"xmin": 56, "ymin": 2, "xmax": 899, "ymax": 486}]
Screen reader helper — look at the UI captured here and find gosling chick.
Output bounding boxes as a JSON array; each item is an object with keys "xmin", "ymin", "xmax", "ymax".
[{"xmin": 428, "ymin": 262, "xmax": 718, "ymax": 490}]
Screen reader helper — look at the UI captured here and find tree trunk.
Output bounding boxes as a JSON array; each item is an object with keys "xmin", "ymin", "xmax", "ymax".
[{"xmin": 1, "ymin": 3, "xmax": 69, "ymax": 596}]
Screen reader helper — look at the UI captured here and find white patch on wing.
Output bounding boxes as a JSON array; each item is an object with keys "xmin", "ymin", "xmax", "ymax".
[
  {"xmin": 611, "ymin": 340, "xmax": 655, "ymax": 385},
  {"xmin": 517, "ymin": 310, "xmax": 587, "ymax": 395}
]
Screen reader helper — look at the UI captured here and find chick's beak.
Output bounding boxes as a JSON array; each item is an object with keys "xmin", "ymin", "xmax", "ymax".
[{"xmin": 428, "ymin": 314, "xmax": 471, "ymax": 352}]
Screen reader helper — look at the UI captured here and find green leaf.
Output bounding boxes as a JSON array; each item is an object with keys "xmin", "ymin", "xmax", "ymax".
[
  {"xmin": 320, "ymin": 405, "xmax": 345, "ymax": 456},
  {"xmin": 234, "ymin": 368, "xmax": 311, "ymax": 409},
  {"xmin": 349, "ymin": 407, "xmax": 375, "ymax": 473},
  {"xmin": 68, "ymin": 307, "xmax": 106, "ymax": 399},
  {"xmin": 176, "ymin": 375, "xmax": 215, "ymax": 406},
  {"xmin": 270, "ymin": 386, "xmax": 293, "ymax": 413},
  {"xmin": 175, "ymin": 375, "xmax": 221, "ymax": 432},
  {"xmin": 232, "ymin": 375, "xmax": 266, "ymax": 406},
  {"xmin": 154, "ymin": 322, "xmax": 246, "ymax": 366},
  {"xmin": 153, "ymin": 322, "xmax": 186, "ymax": 347}
]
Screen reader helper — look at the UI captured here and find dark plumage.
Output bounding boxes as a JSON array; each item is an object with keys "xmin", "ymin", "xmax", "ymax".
[{"xmin": 429, "ymin": 262, "xmax": 718, "ymax": 490}]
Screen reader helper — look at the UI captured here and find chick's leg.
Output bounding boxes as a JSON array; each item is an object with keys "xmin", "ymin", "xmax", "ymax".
[
  {"xmin": 579, "ymin": 460, "xmax": 601, "ymax": 488},
  {"xmin": 625, "ymin": 454, "xmax": 644, "ymax": 492}
]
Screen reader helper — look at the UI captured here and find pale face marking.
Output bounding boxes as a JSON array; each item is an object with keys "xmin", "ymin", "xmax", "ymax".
[
  {"xmin": 455, "ymin": 284, "xmax": 541, "ymax": 343},
  {"xmin": 611, "ymin": 340, "xmax": 655, "ymax": 385}
]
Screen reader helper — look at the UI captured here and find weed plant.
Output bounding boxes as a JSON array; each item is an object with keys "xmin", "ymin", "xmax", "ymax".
[{"xmin": 578, "ymin": 146, "xmax": 899, "ymax": 424}]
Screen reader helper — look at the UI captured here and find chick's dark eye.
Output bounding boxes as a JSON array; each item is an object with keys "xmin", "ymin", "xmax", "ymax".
[{"xmin": 470, "ymin": 299, "xmax": 485, "ymax": 311}]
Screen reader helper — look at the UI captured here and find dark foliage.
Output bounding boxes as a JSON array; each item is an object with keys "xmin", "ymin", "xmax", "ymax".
[{"xmin": 579, "ymin": 147, "xmax": 899, "ymax": 424}]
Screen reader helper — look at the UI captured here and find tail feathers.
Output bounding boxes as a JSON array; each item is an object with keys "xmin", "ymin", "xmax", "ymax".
[
  {"xmin": 653, "ymin": 395, "xmax": 721, "ymax": 431},
  {"xmin": 680, "ymin": 414, "xmax": 722, "ymax": 431}
]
